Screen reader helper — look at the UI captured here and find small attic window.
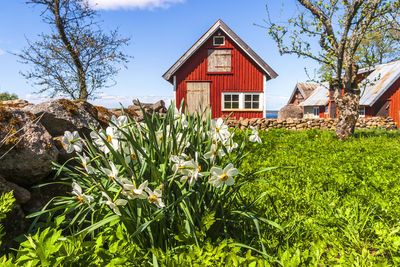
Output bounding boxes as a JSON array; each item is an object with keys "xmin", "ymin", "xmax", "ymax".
[{"xmin": 213, "ymin": 36, "xmax": 225, "ymax": 46}]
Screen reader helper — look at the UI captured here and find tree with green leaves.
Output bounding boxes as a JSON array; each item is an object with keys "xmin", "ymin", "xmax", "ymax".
[
  {"xmin": 267, "ymin": 0, "xmax": 400, "ymax": 140},
  {"xmin": 17, "ymin": 0, "xmax": 130, "ymax": 100},
  {"xmin": 0, "ymin": 92, "xmax": 18, "ymax": 101}
]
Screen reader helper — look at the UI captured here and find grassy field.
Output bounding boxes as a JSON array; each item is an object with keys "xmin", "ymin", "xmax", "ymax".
[
  {"xmin": 2, "ymin": 128, "xmax": 400, "ymax": 266},
  {"xmin": 238, "ymin": 129, "xmax": 400, "ymax": 265}
]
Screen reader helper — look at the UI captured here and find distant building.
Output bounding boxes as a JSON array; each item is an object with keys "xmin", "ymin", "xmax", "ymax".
[
  {"xmin": 287, "ymin": 82, "xmax": 319, "ymax": 105},
  {"xmin": 162, "ymin": 19, "xmax": 278, "ymax": 119},
  {"xmin": 295, "ymin": 60, "xmax": 400, "ymax": 125}
]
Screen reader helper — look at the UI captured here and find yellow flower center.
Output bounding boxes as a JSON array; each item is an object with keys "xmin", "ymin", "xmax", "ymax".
[
  {"xmin": 81, "ymin": 162, "xmax": 86, "ymax": 168},
  {"xmin": 107, "ymin": 135, "xmax": 112, "ymax": 143},
  {"xmin": 197, "ymin": 165, "xmax": 201, "ymax": 172},
  {"xmin": 110, "ymin": 176, "xmax": 115, "ymax": 182},
  {"xmin": 131, "ymin": 153, "xmax": 137, "ymax": 160},
  {"xmin": 213, "ymin": 150, "xmax": 218, "ymax": 157},
  {"xmin": 149, "ymin": 195, "xmax": 157, "ymax": 203},
  {"xmin": 221, "ymin": 174, "xmax": 229, "ymax": 182},
  {"xmin": 216, "ymin": 127, "xmax": 220, "ymax": 133},
  {"xmin": 158, "ymin": 136, "xmax": 163, "ymax": 142},
  {"xmin": 77, "ymin": 196, "xmax": 84, "ymax": 203}
]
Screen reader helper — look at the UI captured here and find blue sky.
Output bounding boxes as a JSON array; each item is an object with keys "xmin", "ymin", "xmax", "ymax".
[{"xmin": 0, "ymin": 0, "xmax": 319, "ymax": 110}]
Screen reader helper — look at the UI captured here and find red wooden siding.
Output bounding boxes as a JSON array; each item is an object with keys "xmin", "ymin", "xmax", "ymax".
[
  {"xmin": 174, "ymin": 31, "xmax": 265, "ymax": 119},
  {"xmin": 375, "ymin": 77, "xmax": 400, "ymax": 125}
]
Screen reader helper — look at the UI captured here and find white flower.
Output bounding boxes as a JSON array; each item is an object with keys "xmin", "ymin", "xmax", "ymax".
[
  {"xmin": 222, "ymin": 132, "xmax": 238, "ymax": 152},
  {"xmin": 249, "ymin": 126, "xmax": 262, "ymax": 144},
  {"xmin": 204, "ymin": 144, "xmax": 225, "ymax": 163},
  {"xmin": 101, "ymin": 162, "xmax": 120, "ymax": 183},
  {"xmin": 145, "ymin": 188, "xmax": 165, "ymax": 208},
  {"xmin": 155, "ymin": 130, "xmax": 165, "ymax": 145},
  {"xmin": 62, "ymin": 131, "xmax": 82, "ymax": 153},
  {"xmin": 100, "ymin": 192, "xmax": 127, "ymax": 216},
  {"xmin": 111, "ymin": 115, "xmax": 129, "ymax": 129},
  {"xmin": 209, "ymin": 163, "xmax": 239, "ymax": 188},
  {"xmin": 90, "ymin": 127, "xmax": 120, "ymax": 153},
  {"xmin": 78, "ymin": 153, "xmax": 95, "ymax": 174},
  {"xmin": 180, "ymin": 155, "xmax": 203, "ymax": 186},
  {"xmin": 72, "ymin": 182, "xmax": 94, "ymax": 204},
  {"xmin": 174, "ymin": 108, "xmax": 189, "ymax": 128},
  {"xmin": 210, "ymin": 118, "xmax": 230, "ymax": 142},
  {"xmin": 121, "ymin": 179, "xmax": 148, "ymax": 200},
  {"xmin": 123, "ymin": 144, "xmax": 138, "ymax": 165},
  {"xmin": 171, "ymin": 154, "xmax": 188, "ymax": 173}
]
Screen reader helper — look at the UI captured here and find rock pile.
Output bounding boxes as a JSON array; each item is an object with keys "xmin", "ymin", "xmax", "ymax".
[{"xmin": 225, "ymin": 117, "xmax": 397, "ymax": 131}]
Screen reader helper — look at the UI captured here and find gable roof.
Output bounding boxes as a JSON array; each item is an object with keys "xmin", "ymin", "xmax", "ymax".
[
  {"xmin": 359, "ymin": 60, "xmax": 400, "ymax": 106},
  {"xmin": 287, "ymin": 82, "xmax": 319, "ymax": 104},
  {"xmin": 162, "ymin": 19, "xmax": 278, "ymax": 83},
  {"xmin": 299, "ymin": 82, "xmax": 330, "ymax": 107}
]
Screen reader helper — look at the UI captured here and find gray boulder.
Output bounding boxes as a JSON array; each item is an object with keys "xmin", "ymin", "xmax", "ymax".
[
  {"xmin": 0, "ymin": 175, "xmax": 31, "ymax": 204},
  {"xmin": 278, "ymin": 104, "xmax": 303, "ymax": 121},
  {"xmin": 23, "ymin": 99, "xmax": 100, "ymax": 137},
  {"xmin": 0, "ymin": 107, "xmax": 58, "ymax": 186}
]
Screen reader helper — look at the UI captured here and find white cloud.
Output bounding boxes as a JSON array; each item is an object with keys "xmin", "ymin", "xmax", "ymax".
[
  {"xmin": 0, "ymin": 49, "xmax": 5, "ymax": 56},
  {"xmin": 87, "ymin": 0, "xmax": 184, "ymax": 10},
  {"xmin": 265, "ymin": 94, "xmax": 288, "ymax": 111}
]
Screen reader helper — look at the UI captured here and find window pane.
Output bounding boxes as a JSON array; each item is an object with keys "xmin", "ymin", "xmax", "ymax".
[
  {"xmin": 225, "ymin": 102, "xmax": 231, "ymax": 109},
  {"xmin": 253, "ymin": 95, "xmax": 259, "ymax": 101},
  {"xmin": 245, "ymin": 95, "xmax": 251, "ymax": 101},
  {"xmin": 253, "ymin": 102, "xmax": 259, "ymax": 109},
  {"xmin": 232, "ymin": 101, "xmax": 239, "ymax": 108},
  {"xmin": 245, "ymin": 102, "xmax": 251, "ymax": 109},
  {"xmin": 224, "ymin": 94, "xmax": 231, "ymax": 101},
  {"xmin": 232, "ymin": 94, "xmax": 239, "ymax": 101}
]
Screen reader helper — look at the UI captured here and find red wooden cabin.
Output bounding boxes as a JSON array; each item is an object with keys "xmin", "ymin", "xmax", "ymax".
[
  {"xmin": 163, "ymin": 19, "xmax": 278, "ymax": 119},
  {"xmin": 297, "ymin": 60, "xmax": 400, "ymax": 125}
]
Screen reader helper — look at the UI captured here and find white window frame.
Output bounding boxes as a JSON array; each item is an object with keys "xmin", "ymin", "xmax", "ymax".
[
  {"xmin": 313, "ymin": 107, "xmax": 319, "ymax": 118},
  {"xmin": 324, "ymin": 105, "xmax": 328, "ymax": 114},
  {"xmin": 359, "ymin": 106, "xmax": 366, "ymax": 117},
  {"xmin": 213, "ymin": 36, "xmax": 225, "ymax": 46},
  {"xmin": 221, "ymin": 92, "xmax": 264, "ymax": 111}
]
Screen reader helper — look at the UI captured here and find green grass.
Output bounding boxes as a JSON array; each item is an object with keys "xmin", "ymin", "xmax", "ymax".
[{"xmin": 238, "ymin": 129, "xmax": 400, "ymax": 265}]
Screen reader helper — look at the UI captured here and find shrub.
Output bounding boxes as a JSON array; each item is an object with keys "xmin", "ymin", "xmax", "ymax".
[
  {"xmin": 31, "ymin": 105, "xmax": 278, "ymax": 264},
  {"xmin": 0, "ymin": 92, "xmax": 18, "ymax": 101}
]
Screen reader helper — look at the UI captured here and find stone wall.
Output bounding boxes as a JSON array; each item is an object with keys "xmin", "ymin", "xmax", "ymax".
[{"xmin": 225, "ymin": 117, "xmax": 397, "ymax": 131}]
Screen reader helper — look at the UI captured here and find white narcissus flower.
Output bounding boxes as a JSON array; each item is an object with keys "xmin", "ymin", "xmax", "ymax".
[
  {"xmin": 180, "ymin": 155, "xmax": 203, "ymax": 187},
  {"xmin": 78, "ymin": 153, "xmax": 95, "ymax": 174},
  {"xmin": 111, "ymin": 115, "xmax": 129, "ymax": 129},
  {"xmin": 155, "ymin": 130, "xmax": 164, "ymax": 145},
  {"xmin": 101, "ymin": 162, "xmax": 120, "ymax": 183},
  {"xmin": 121, "ymin": 179, "xmax": 149, "ymax": 200},
  {"xmin": 100, "ymin": 192, "xmax": 127, "ymax": 216},
  {"xmin": 209, "ymin": 163, "xmax": 239, "ymax": 188},
  {"xmin": 90, "ymin": 127, "xmax": 120, "ymax": 154},
  {"xmin": 145, "ymin": 188, "xmax": 165, "ymax": 208},
  {"xmin": 62, "ymin": 131, "xmax": 82, "ymax": 153},
  {"xmin": 72, "ymin": 182, "xmax": 94, "ymax": 204},
  {"xmin": 210, "ymin": 118, "xmax": 230, "ymax": 142},
  {"xmin": 204, "ymin": 144, "xmax": 225, "ymax": 163},
  {"xmin": 171, "ymin": 154, "xmax": 188, "ymax": 173},
  {"xmin": 249, "ymin": 126, "xmax": 262, "ymax": 144},
  {"xmin": 222, "ymin": 132, "xmax": 238, "ymax": 153},
  {"xmin": 123, "ymin": 144, "xmax": 138, "ymax": 165},
  {"xmin": 173, "ymin": 108, "xmax": 189, "ymax": 128}
]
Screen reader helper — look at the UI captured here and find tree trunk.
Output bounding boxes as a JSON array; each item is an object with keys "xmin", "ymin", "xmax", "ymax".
[
  {"xmin": 334, "ymin": 90, "xmax": 360, "ymax": 141},
  {"xmin": 53, "ymin": 0, "xmax": 88, "ymax": 100}
]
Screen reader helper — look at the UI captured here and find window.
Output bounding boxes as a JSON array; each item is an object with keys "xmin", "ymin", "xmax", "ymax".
[
  {"xmin": 359, "ymin": 107, "xmax": 366, "ymax": 117},
  {"xmin": 244, "ymin": 94, "xmax": 260, "ymax": 109},
  {"xmin": 313, "ymin": 107, "xmax": 319, "ymax": 117},
  {"xmin": 222, "ymin": 92, "xmax": 263, "ymax": 111},
  {"xmin": 224, "ymin": 94, "xmax": 239, "ymax": 109},
  {"xmin": 324, "ymin": 106, "xmax": 328, "ymax": 114},
  {"xmin": 208, "ymin": 49, "xmax": 232, "ymax": 72},
  {"xmin": 213, "ymin": 36, "xmax": 225, "ymax": 46}
]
